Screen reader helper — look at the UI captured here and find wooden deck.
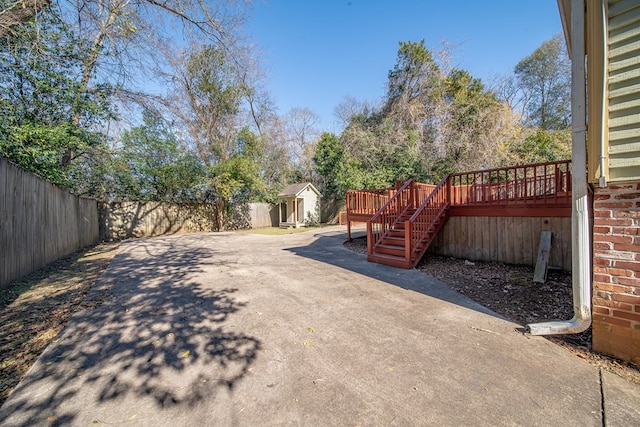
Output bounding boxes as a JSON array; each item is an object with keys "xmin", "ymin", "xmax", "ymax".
[{"xmin": 345, "ymin": 160, "xmax": 573, "ymax": 269}]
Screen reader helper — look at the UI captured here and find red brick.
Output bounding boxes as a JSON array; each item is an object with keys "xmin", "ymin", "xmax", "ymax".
[
  {"xmin": 594, "ymin": 273, "xmax": 613, "ymax": 283},
  {"xmin": 592, "ymin": 337, "xmax": 612, "ymax": 355},
  {"xmin": 615, "ymin": 192, "xmax": 640, "ymax": 200},
  {"xmin": 594, "ymin": 210, "xmax": 612, "ymax": 218},
  {"xmin": 594, "ymin": 290, "xmax": 612, "ymax": 300},
  {"xmin": 614, "ymin": 277, "xmax": 640, "ymax": 287},
  {"xmin": 593, "ymin": 226, "xmax": 611, "ymax": 234},
  {"xmin": 594, "ymin": 314, "xmax": 632, "ymax": 327},
  {"xmin": 606, "ymin": 267, "xmax": 634, "ymax": 277},
  {"xmin": 597, "ymin": 251, "xmax": 636, "ymax": 261},
  {"xmin": 593, "ymin": 242, "xmax": 612, "ymax": 251},
  {"xmin": 593, "ymin": 258, "xmax": 612, "ymax": 267},
  {"xmin": 592, "ymin": 336, "xmax": 610, "ymax": 354},
  {"xmin": 614, "ymin": 261, "xmax": 640, "ymax": 272},
  {"xmin": 597, "ymin": 218, "xmax": 634, "ymax": 226},
  {"xmin": 598, "ymin": 202, "xmax": 634, "ymax": 209},
  {"xmin": 607, "ymin": 184, "xmax": 635, "ymax": 190},
  {"xmin": 608, "ymin": 338, "xmax": 633, "ymax": 358},
  {"xmin": 612, "ymin": 293, "xmax": 640, "ymax": 304},
  {"xmin": 593, "ymin": 306, "xmax": 611, "ymax": 315},
  {"xmin": 593, "ymin": 296, "xmax": 609, "ymax": 305},
  {"xmin": 594, "ymin": 194, "xmax": 611, "ymax": 201},
  {"xmin": 594, "ymin": 283, "xmax": 635, "ymax": 293},
  {"xmin": 613, "ymin": 227, "xmax": 640, "ymax": 235},
  {"xmin": 593, "ymin": 298, "xmax": 633, "ymax": 311},
  {"xmin": 594, "ymin": 234, "xmax": 634, "ymax": 244},
  {"xmin": 592, "ymin": 320, "xmax": 612, "ymax": 333},
  {"xmin": 613, "ymin": 243, "xmax": 640, "ymax": 252},
  {"xmin": 610, "ymin": 326, "xmax": 633, "ymax": 339},
  {"xmin": 612, "ymin": 310, "xmax": 640, "ymax": 322},
  {"xmin": 617, "ymin": 210, "xmax": 640, "ymax": 218}
]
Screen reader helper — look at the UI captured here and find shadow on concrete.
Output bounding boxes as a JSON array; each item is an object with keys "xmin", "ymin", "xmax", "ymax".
[
  {"xmin": 283, "ymin": 229, "xmax": 504, "ymax": 321},
  {"xmin": 0, "ymin": 237, "xmax": 261, "ymax": 426}
]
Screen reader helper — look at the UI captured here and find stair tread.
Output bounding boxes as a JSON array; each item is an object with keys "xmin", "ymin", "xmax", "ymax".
[
  {"xmin": 378, "ymin": 241, "xmax": 405, "ymax": 247},
  {"xmin": 369, "ymin": 199, "xmax": 449, "ymax": 269},
  {"xmin": 375, "ymin": 245, "xmax": 406, "ymax": 255},
  {"xmin": 381, "ymin": 238, "xmax": 404, "ymax": 245}
]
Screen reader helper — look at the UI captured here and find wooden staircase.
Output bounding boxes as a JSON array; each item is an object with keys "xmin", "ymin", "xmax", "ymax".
[
  {"xmin": 367, "ymin": 177, "xmax": 450, "ymax": 269},
  {"xmin": 348, "ymin": 160, "xmax": 573, "ymax": 269}
]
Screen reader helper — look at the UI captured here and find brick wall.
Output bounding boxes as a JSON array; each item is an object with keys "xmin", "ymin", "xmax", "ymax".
[{"xmin": 592, "ymin": 183, "xmax": 640, "ymax": 365}]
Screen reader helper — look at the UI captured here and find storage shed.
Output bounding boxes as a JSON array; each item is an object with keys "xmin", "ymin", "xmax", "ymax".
[{"xmin": 277, "ymin": 183, "xmax": 321, "ymax": 228}]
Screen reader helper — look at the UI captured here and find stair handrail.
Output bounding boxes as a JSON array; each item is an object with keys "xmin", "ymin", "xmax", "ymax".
[
  {"xmin": 405, "ymin": 174, "xmax": 450, "ymax": 266},
  {"xmin": 367, "ymin": 178, "xmax": 415, "ymax": 256}
]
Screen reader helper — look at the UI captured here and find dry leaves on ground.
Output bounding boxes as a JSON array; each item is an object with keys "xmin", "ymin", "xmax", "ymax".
[{"xmin": 0, "ymin": 242, "xmax": 120, "ymax": 406}]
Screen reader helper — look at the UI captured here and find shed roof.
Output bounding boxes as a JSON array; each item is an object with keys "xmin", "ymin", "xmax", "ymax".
[{"xmin": 277, "ymin": 183, "xmax": 321, "ymax": 198}]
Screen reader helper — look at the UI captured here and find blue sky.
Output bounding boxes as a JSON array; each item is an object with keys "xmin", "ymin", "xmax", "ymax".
[{"xmin": 245, "ymin": 1, "xmax": 563, "ymax": 132}]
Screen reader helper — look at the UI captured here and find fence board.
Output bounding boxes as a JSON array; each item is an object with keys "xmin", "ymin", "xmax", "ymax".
[
  {"xmin": 100, "ymin": 202, "xmax": 278, "ymax": 241},
  {"xmin": 429, "ymin": 216, "xmax": 572, "ymax": 270},
  {"xmin": 1, "ymin": 157, "xmax": 282, "ymax": 288},
  {"xmin": 1, "ymin": 158, "xmax": 100, "ymax": 289}
]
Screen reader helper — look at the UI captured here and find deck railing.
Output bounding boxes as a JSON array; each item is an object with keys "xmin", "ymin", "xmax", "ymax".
[
  {"xmin": 348, "ymin": 159, "xmax": 572, "ymax": 267},
  {"xmin": 414, "ymin": 183, "xmax": 437, "ymax": 203},
  {"xmin": 346, "ymin": 187, "xmax": 392, "ymax": 217},
  {"xmin": 449, "ymin": 160, "xmax": 571, "ymax": 207}
]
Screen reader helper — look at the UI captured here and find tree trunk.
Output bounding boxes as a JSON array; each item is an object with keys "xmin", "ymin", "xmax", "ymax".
[
  {"xmin": 215, "ymin": 199, "xmax": 226, "ymax": 231},
  {"xmin": 62, "ymin": 3, "xmax": 121, "ymax": 167}
]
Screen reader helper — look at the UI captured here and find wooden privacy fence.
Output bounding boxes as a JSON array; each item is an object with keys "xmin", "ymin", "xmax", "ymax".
[
  {"xmin": 428, "ymin": 216, "xmax": 572, "ymax": 271},
  {"xmin": 100, "ymin": 202, "xmax": 217, "ymax": 240},
  {"xmin": 100, "ymin": 202, "xmax": 279, "ymax": 240},
  {"xmin": 1, "ymin": 157, "xmax": 99, "ymax": 289},
  {"xmin": 1, "ymin": 158, "xmax": 282, "ymax": 287}
]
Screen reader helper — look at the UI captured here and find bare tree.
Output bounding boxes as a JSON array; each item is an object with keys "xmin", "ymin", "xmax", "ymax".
[
  {"xmin": 333, "ymin": 95, "xmax": 375, "ymax": 130},
  {"xmin": 2, "ymin": 0, "xmax": 250, "ymax": 165},
  {"xmin": 514, "ymin": 34, "xmax": 571, "ymax": 130},
  {"xmin": 283, "ymin": 106, "xmax": 319, "ymax": 182}
]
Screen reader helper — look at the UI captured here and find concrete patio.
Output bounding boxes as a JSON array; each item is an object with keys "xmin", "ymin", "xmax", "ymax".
[{"xmin": 1, "ymin": 226, "xmax": 638, "ymax": 426}]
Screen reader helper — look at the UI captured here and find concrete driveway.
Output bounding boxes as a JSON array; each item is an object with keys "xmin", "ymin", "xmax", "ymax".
[{"xmin": 1, "ymin": 226, "xmax": 639, "ymax": 426}]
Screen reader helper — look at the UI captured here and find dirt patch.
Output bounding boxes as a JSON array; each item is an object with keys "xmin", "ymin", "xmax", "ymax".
[
  {"xmin": 344, "ymin": 236, "xmax": 640, "ymax": 385},
  {"xmin": 0, "ymin": 242, "xmax": 120, "ymax": 406}
]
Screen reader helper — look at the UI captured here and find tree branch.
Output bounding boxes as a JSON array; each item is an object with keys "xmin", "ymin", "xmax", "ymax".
[{"xmin": 0, "ymin": 0, "xmax": 51, "ymax": 37}]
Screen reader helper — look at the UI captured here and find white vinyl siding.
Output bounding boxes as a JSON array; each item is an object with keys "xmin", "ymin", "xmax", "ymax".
[{"xmin": 608, "ymin": 0, "xmax": 640, "ymax": 181}]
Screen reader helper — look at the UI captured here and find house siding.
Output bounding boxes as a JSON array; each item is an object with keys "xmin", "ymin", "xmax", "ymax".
[
  {"xmin": 592, "ymin": 183, "xmax": 640, "ymax": 365},
  {"xmin": 299, "ymin": 188, "xmax": 320, "ymax": 224},
  {"xmin": 277, "ymin": 183, "xmax": 321, "ymax": 227},
  {"xmin": 608, "ymin": 0, "xmax": 640, "ymax": 181}
]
